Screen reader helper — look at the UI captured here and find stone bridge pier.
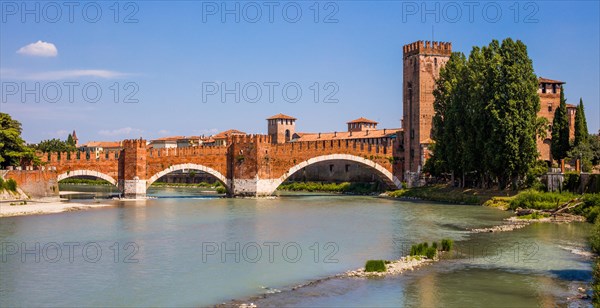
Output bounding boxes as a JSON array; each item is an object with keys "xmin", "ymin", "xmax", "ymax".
[{"xmin": 119, "ymin": 139, "xmax": 148, "ymax": 199}]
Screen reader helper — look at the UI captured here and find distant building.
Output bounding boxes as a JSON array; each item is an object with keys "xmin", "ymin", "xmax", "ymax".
[
  {"xmin": 79, "ymin": 141, "xmax": 123, "ymax": 158},
  {"xmin": 266, "ymin": 114, "xmax": 400, "ymax": 146},
  {"xmin": 207, "ymin": 129, "xmax": 246, "ymax": 146},
  {"xmin": 536, "ymin": 77, "xmax": 577, "ymax": 161},
  {"xmin": 148, "ymin": 136, "xmax": 182, "ymax": 149},
  {"xmin": 72, "ymin": 130, "xmax": 78, "ymax": 147}
]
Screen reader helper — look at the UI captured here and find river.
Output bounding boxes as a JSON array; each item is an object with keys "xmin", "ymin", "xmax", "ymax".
[{"xmin": 0, "ymin": 185, "xmax": 593, "ymax": 307}]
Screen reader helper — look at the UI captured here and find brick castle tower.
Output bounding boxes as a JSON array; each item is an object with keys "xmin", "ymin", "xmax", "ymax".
[
  {"xmin": 402, "ymin": 41, "xmax": 452, "ymax": 180},
  {"xmin": 267, "ymin": 113, "xmax": 296, "ymax": 144}
]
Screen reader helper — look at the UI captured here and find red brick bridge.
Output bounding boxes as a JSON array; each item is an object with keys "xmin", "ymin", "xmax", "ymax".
[{"xmin": 9, "ymin": 135, "xmax": 402, "ymax": 198}]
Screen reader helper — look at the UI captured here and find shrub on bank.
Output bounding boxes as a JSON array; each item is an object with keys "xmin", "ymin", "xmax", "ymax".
[
  {"xmin": 364, "ymin": 260, "xmax": 387, "ymax": 272},
  {"xmin": 441, "ymin": 239, "xmax": 453, "ymax": 252},
  {"xmin": 4, "ymin": 179, "xmax": 17, "ymax": 192},
  {"xmin": 508, "ymin": 190, "xmax": 576, "ymax": 210},
  {"xmin": 215, "ymin": 187, "xmax": 227, "ymax": 194}
]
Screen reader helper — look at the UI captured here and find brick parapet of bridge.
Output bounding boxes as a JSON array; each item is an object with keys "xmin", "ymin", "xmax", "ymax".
[{"xmin": 263, "ymin": 139, "xmax": 395, "ymax": 180}]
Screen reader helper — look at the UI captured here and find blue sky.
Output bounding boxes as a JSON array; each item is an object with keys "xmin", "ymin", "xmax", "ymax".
[{"xmin": 1, "ymin": 1, "xmax": 599, "ymax": 144}]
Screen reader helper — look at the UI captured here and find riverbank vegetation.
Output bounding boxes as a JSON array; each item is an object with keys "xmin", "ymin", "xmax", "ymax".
[
  {"xmin": 591, "ymin": 219, "xmax": 600, "ymax": 306},
  {"xmin": 59, "ymin": 178, "xmax": 112, "ymax": 185},
  {"xmin": 0, "ymin": 113, "xmax": 38, "ymax": 168},
  {"xmin": 277, "ymin": 181, "xmax": 383, "ymax": 194},
  {"xmin": 386, "ymin": 185, "xmax": 515, "ymax": 205},
  {"xmin": 0, "ymin": 178, "xmax": 17, "ymax": 192},
  {"xmin": 151, "ymin": 181, "xmax": 221, "ymax": 188},
  {"xmin": 364, "ymin": 260, "xmax": 387, "ymax": 272}
]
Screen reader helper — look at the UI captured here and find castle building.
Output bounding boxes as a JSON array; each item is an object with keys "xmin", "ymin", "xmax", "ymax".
[
  {"xmin": 401, "ymin": 40, "xmax": 578, "ymax": 178},
  {"xmin": 536, "ymin": 78, "xmax": 577, "ymax": 161},
  {"xmin": 401, "ymin": 41, "xmax": 452, "ymax": 175},
  {"xmin": 267, "ymin": 113, "xmax": 297, "ymax": 144}
]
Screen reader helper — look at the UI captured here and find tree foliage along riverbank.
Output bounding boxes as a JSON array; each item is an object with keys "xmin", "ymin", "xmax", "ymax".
[
  {"xmin": 427, "ymin": 38, "xmax": 540, "ymax": 189},
  {"xmin": 0, "ymin": 113, "xmax": 38, "ymax": 168}
]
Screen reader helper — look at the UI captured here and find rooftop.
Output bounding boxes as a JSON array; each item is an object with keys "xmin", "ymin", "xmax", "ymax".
[
  {"xmin": 294, "ymin": 128, "xmax": 400, "ymax": 142},
  {"xmin": 539, "ymin": 77, "xmax": 565, "ymax": 84},
  {"xmin": 80, "ymin": 141, "xmax": 122, "ymax": 148},
  {"xmin": 212, "ymin": 129, "xmax": 247, "ymax": 139},
  {"xmin": 347, "ymin": 117, "xmax": 378, "ymax": 124}
]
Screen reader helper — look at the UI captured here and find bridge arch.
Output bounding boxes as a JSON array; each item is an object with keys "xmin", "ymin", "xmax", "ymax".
[
  {"xmin": 267, "ymin": 154, "xmax": 402, "ymax": 195},
  {"xmin": 57, "ymin": 170, "xmax": 118, "ymax": 186},
  {"xmin": 146, "ymin": 163, "xmax": 230, "ymax": 193}
]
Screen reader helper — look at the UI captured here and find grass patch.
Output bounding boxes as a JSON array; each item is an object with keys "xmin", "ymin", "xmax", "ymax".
[
  {"xmin": 508, "ymin": 190, "xmax": 577, "ymax": 210},
  {"xmin": 387, "ymin": 185, "xmax": 512, "ymax": 205},
  {"xmin": 482, "ymin": 196, "xmax": 513, "ymax": 209},
  {"xmin": 152, "ymin": 181, "xmax": 221, "ymax": 188},
  {"xmin": 59, "ymin": 178, "xmax": 111, "ymax": 185},
  {"xmin": 215, "ymin": 186, "xmax": 227, "ymax": 194},
  {"xmin": 1, "ymin": 178, "xmax": 18, "ymax": 192},
  {"xmin": 278, "ymin": 181, "xmax": 383, "ymax": 194},
  {"xmin": 440, "ymin": 239, "xmax": 453, "ymax": 252},
  {"xmin": 364, "ymin": 260, "xmax": 387, "ymax": 272},
  {"xmin": 517, "ymin": 212, "xmax": 550, "ymax": 220}
]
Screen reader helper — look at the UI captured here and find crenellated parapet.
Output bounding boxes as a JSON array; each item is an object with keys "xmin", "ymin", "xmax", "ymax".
[{"xmin": 403, "ymin": 40, "xmax": 452, "ymax": 58}]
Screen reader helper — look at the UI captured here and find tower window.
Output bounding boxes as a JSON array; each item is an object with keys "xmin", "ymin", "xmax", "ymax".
[
  {"xmin": 548, "ymin": 103, "xmax": 552, "ymax": 112},
  {"xmin": 552, "ymin": 84, "xmax": 557, "ymax": 93},
  {"xmin": 434, "ymin": 58, "xmax": 437, "ymax": 67},
  {"xmin": 541, "ymin": 84, "xmax": 546, "ymax": 94}
]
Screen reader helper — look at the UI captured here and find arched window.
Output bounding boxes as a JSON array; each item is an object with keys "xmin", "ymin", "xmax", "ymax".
[{"xmin": 285, "ymin": 129, "xmax": 291, "ymax": 142}]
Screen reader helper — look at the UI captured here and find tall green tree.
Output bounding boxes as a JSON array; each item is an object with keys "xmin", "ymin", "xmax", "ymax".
[
  {"xmin": 574, "ymin": 98, "xmax": 589, "ymax": 146},
  {"xmin": 551, "ymin": 86, "xmax": 570, "ymax": 161},
  {"xmin": 0, "ymin": 113, "xmax": 37, "ymax": 168},
  {"xmin": 430, "ymin": 38, "xmax": 541, "ymax": 189},
  {"xmin": 431, "ymin": 52, "xmax": 468, "ymax": 184},
  {"xmin": 67, "ymin": 134, "xmax": 76, "ymax": 147}
]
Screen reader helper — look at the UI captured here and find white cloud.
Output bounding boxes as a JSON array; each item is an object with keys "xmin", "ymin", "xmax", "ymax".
[
  {"xmin": 193, "ymin": 128, "xmax": 219, "ymax": 136},
  {"xmin": 42, "ymin": 129, "xmax": 70, "ymax": 138},
  {"xmin": 158, "ymin": 130, "xmax": 170, "ymax": 135},
  {"xmin": 17, "ymin": 41, "xmax": 58, "ymax": 57},
  {"xmin": 0, "ymin": 68, "xmax": 131, "ymax": 80},
  {"xmin": 98, "ymin": 127, "xmax": 143, "ymax": 137}
]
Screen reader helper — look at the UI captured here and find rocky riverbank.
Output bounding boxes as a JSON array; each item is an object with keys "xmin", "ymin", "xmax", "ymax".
[
  {"xmin": 345, "ymin": 256, "xmax": 434, "ymax": 277},
  {"xmin": 0, "ymin": 199, "xmax": 115, "ymax": 217},
  {"xmin": 470, "ymin": 213, "xmax": 586, "ymax": 233}
]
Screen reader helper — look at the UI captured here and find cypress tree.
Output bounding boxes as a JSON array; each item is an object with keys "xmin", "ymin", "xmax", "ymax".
[
  {"xmin": 551, "ymin": 86, "xmax": 570, "ymax": 160},
  {"xmin": 574, "ymin": 98, "xmax": 589, "ymax": 146}
]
